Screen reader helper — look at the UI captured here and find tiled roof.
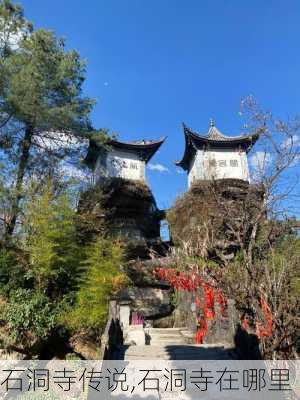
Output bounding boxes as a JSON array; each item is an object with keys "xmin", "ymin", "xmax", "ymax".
[
  {"xmin": 175, "ymin": 121, "xmax": 260, "ymax": 170},
  {"xmin": 207, "ymin": 125, "xmax": 248, "ymax": 141},
  {"xmin": 84, "ymin": 136, "xmax": 166, "ymax": 168}
]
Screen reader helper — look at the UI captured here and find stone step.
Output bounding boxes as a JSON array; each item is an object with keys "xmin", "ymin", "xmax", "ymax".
[
  {"xmin": 149, "ymin": 336, "xmax": 185, "ymax": 343},
  {"xmin": 118, "ymin": 326, "xmax": 235, "ymax": 360},
  {"xmin": 145, "ymin": 327, "xmax": 194, "ymax": 346},
  {"xmin": 147, "ymin": 333, "xmax": 185, "ymax": 339},
  {"xmin": 149, "ymin": 340, "xmax": 187, "ymax": 344},
  {"xmin": 149, "ymin": 339, "xmax": 186, "ymax": 346},
  {"xmin": 119, "ymin": 344, "xmax": 236, "ymax": 360},
  {"xmin": 180, "ymin": 330, "xmax": 195, "ymax": 337},
  {"xmin": 146, "ymin": 328, "xmax": 187, "ymax": 334}
]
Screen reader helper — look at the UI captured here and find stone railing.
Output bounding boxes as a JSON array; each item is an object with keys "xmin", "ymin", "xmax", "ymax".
[
  {"xmin": 100, "ymin": 301, "xmax": 148, "ymax": 359},
  {"xmin": 99, "ymin": 301, "xmax": 123, "ymax": 359}
]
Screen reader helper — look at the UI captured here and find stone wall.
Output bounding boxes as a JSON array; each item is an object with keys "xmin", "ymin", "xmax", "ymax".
[
  {"xmin": 188, "ymin": 149, "xmax": 249, "ymax": 187},
  {"xmin": 172, "ymin": 291, "xmax": 238, "ymax": 346},
  {"xmin": 95, "ymin": 149, "xmax": 146, "ymax": 182},
  {"xmin": 120, "ymin": 258, "xmax": 175, "ymax": 322}
]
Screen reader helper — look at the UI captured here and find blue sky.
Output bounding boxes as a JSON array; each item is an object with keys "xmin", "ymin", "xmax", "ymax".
[{"xmin": 20, "ymin": 0, "xmax": 300, "ymax": 210}]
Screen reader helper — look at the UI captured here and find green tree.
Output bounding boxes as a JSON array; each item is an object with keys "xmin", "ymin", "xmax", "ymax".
[
  {"xmin": 23, "ymin": 181, "xmax": 79, "ymax": 295},
  {"xmin": 0, "ymin": 0, "xmax": 32, "ymax": 136},
  {"xmin": 0, "ymin": 247, "xmax": 25, "ymax": 293},
  {"xmin": 0, "ymin": 19, "xmax": 95, "ymax": 238},
  {"xmin": 0, "ymin": 0, "xmax": 32, "ymax": 57},
  {"xmin": 65, "ymin": 238, "xmax": 127, "ymax": 333}
]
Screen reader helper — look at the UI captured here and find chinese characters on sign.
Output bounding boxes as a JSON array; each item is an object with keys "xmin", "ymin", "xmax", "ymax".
[{"xmin": 0, "ymin": 362, "xmax": 297, "ymax": 399}]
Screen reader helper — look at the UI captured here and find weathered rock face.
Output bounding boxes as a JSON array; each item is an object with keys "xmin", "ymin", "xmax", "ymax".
[
  {"xmin": 158, "ymin": 179, "xmax": 264, "ymax": 341},
  {"xmin": 77, "ymin": 178, "xmax": 165, "ymax": 254},
  {"xmin": 118, "ymin": 287, "xmax": 174, "ymax": 319},
  {"xmin": 118, "ymin": 258, "xmax": 175, "ymax": 321},
  {"xmin": 69, "ymin": 331, "xmax": 101, "ymax": 359},
  {"xmin": 124, "ymin": 258, "xmax": 172, "ymax": 288},
  {"xmin": 168, "ymin": 178, "xmax": 264, "ymax": 263},
  {"xmin": 171, "ymin": 291, "xmax": 238, "ymax": 346}
]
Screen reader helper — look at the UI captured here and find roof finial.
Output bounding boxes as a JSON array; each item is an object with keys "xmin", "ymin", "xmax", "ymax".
[{"xmin": 210, "ymin": 118, "xmax": 215, "ymax": 127}]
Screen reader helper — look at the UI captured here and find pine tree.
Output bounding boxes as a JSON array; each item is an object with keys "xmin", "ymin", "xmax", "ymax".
[
  {"xmin": 0, "ymin": 0, "xmax": 32, "ymax": 57},
  {"xmin": 0, "ymin": 4, "xmax": 96, "ymax": 238},
  {"xmin": 0, "ymin": 0, "xmax": 32, "ymax": 133}
]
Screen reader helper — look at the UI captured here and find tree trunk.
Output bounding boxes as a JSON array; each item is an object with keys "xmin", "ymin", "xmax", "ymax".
[{"xmin": 5, "ymin": 124, "xmax": 33, "ymax": 238}]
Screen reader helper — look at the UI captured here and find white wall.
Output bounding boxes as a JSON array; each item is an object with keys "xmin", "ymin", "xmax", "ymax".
[
  {"xmin": 95, "ymin": 149, "xmax": 146, "ymax": 181},
  {"xmin": 188, "ymin": 150, "xmax": 204, "ymax": 187},
  {"xmin": 188, "ymin": 149, "xmax": 249, "ymax": 187}
]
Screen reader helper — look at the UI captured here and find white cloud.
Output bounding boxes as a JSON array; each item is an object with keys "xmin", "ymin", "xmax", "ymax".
[
  {"xmin": 176, "ymin": 168, "xmax": 185, "ymax": 174},
  {"xmin": 147, "ymin": 163, "xmax": 169, "ymax": 173}
]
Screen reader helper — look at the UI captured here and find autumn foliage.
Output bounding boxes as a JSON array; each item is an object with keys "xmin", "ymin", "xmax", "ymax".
[
  {"xmin": 155, "ymin": 267, "xmax": 273, "ymax": 345},
  {"xmin": 155, "ymin": 267, "xmax": 227, "ymax": 343}
]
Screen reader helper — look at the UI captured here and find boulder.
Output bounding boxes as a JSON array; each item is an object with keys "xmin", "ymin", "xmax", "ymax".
[
  {"xmin": 124, "ymin": 258, "xmax": 172, "ymax": 288},
  {"xmin": 77, "ymin": 178, "xmax": 165, "ymax": 245},
  {"xmin": 168, "ymin": 178, "xmax": 264, "ymax": 263},
  {"xmin": 69, "ymin": 331, "xmax": 101, "ymax": 360},
  {"xmin": 118, "ymin": 287, "xmax": 174, "ymax": 319}
]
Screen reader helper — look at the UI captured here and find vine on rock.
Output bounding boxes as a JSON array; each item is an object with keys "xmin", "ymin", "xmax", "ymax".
[
  {"xmin": 155, "ymin": 267, "xmax": 273, "ymax": 344},
  {"xmin": 242, "ymin": 297, "xmax": 273, "ymax": 339},
  {"xmin": 154, "ymin": 268, "xmax": 227, "ymax": 344}
]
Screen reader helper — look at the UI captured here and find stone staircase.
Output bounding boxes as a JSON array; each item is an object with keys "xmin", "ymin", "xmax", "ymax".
[
  {"xmin": 117, "ymin": 326, "xmax": 235, "ymax": 360},
  {"xmin": 146, "ymin": 327, "xmax": 193, "ymax": 346}
]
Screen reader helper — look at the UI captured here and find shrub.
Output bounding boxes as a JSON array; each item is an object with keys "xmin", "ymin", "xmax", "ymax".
[
  {"xmin": 0, "ymin": 248, "xmax": 26, "ymax": 294},
  {"xmin": 0, "ymin": 288, "xmax": 59, "ymax": 348}
]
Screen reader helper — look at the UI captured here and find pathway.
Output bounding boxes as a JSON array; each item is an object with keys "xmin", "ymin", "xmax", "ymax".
[{"xmin": 117, "ymin": 327, "xmax": 236, "ymax": 360}]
